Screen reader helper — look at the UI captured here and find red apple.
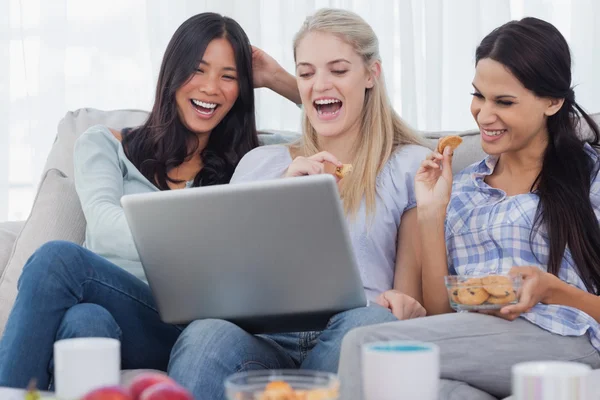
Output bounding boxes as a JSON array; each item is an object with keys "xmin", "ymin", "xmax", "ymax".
[
  {"xmin": 82, "ymin": 385, "xmax": 133, "ymax": 400},
  {"xmin": 128, "ymin": 373, "xmax": 176, "ymax": 400},
  {"xmin": 139, "ymin": 382, "xmax": 194, "ymax": 400}
]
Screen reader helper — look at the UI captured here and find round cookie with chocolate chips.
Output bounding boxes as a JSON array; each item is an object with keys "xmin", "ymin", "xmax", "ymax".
[
  {"xmin": 449, "ymin": 288, "xmax": 460, "ymax": 304},
  {"xmin": 486, "ymin": 290, "xmax": 517, "ymax": 305},
  {"xmin": 457, "ymin": 287, "xmax": 490, "ymax": 305},
  {"xmin": 482, "ymin": 275, "xmax": 514, "ymax": 297}
]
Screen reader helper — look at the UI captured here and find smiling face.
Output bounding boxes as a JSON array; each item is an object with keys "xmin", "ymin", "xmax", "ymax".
[
  {"xmin": 175, "ymin": 38, "xmax": 240, "ymax": 135},
  {"xmin": 295, "ymin": 31, "xmax": 376, "ymax": 140},
  {"xmin": 470, "ymin": 58, "xmax": 562, "ymax": 156}
]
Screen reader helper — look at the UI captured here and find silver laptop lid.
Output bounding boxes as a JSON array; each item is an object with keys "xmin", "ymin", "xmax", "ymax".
[{"xmin": 121, "ymin": 174, "xmax": 366, "ymax": 332}]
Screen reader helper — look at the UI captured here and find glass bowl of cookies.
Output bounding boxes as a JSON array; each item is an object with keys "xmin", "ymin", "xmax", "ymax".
[
  {"xmin": 444, "ymin": 274, "xmax": 522, "ymax": 311},
  {"xmin": 224, "ymin": 370, "xmax": 340, "ymax": 400}
]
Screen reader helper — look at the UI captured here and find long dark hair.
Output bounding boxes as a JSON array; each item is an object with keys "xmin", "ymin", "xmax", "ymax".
[
  {"xmin": 122, "ymin": 13, "xmax": 259, "ymax": 189},
  {"xmin": 476, "ymin": 17, "xmax": 600, "ymax": 294}
]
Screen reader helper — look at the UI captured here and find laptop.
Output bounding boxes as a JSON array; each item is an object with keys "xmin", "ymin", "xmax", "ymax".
[{"xmin": 121, "ymin": 174, "xmax": 366, "ymax": 333}]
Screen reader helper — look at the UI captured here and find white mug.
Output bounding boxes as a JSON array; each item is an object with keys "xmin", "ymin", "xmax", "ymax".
[
  {"xmin": 362, "ymin": 341, "xmax": 439, "ymax": 400},
  {"xmin": 54, "ymin": 337, "xmax": 121, "ymax": 400},
  {"xmin": 512, "ymin": 361, "xmax": 591, "ymax": 400}
]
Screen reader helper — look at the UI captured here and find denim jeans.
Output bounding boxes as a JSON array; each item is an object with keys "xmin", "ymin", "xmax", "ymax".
[
  {"xmin": 168, "ymin": 305, "xmax": 398, "ymax": 400},
  {"xmin": 0, "ymin": 240, "xmax": 182, "ymax": 390}
]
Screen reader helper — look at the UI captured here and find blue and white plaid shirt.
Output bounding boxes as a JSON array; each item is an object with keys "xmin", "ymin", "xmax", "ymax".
[{"xmin": 446, "ymin": 144, "xmax": 600, "ymax": 351}]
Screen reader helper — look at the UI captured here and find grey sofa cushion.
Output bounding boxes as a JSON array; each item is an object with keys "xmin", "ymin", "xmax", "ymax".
[
  {"xmin": 44, "ymin": 108, "xmax": 150, "ymax": 178},
  {"xmin": 0, "ymin": 221, "xmax": 24, "ymax": 278},
  {"xmin": 422, "ymin": 128, "xmax": 485, "ymax": 174},
  {"xmin": 0, "ymin": 169, "xmax": 86, "ymax": 336}
]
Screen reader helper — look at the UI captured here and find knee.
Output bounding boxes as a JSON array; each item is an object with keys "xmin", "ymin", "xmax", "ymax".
[
  {"xmin": 330, "ymin": 305, "xmax": 398, "ymax": 331},
  {"xmin": 57, "ymin": 304, "xmax": 121, "ymax": 340},
  {"xmin": 172, "ymin": 319, "xmax": 246, "ymax": 355},
  {"xmin": 340, "ymin": 324, "xmax": 377, "ymax": 352},
  {"xmin": 20, "ymin": 241, "xmax": 83, "ymax": 284}
]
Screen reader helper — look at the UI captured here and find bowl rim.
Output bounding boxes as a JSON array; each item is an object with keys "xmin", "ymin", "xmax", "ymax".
[{"xmin": 224, "ymin": 369, "xmax": 340, "ymax": 392}]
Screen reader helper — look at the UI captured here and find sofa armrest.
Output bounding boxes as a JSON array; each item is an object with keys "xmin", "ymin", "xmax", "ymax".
[{"xmin": 0, "ymin": 221, "xmax": 25, "ymax": 277}]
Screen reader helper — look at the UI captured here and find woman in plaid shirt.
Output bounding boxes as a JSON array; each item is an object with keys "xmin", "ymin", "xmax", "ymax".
[{"xmin": 339, "ymin": 17, "xmax": 600, "ymax": 400}]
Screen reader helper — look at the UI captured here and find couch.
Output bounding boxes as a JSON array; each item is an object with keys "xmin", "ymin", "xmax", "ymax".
[{"xmin": 0, "ymin": 107, "xmax": 598, "ymax": 360}]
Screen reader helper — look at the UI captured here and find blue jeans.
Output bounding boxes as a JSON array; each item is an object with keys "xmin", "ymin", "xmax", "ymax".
[
  {"xmin": 0, "ymin": 240, "xmax": 182, "ymax": 389},
  {"xmin": 168, "ymin": 306, "xmax": 398, "ymax": 400}
]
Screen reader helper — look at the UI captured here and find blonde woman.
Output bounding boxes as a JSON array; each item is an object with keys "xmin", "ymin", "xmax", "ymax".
[{"xmin": 167, "ymin": 9, "xmax": 430, "ymax": 399}]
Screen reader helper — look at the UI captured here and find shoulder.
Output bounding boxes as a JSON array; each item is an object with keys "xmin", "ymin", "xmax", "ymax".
[
  {"xmin": 241, "ymin": 144, "xmax": 291, "ymax": 162},
  {"xmin": 378, "ymin": 145, "xmax": 430, "ymax": 208},
  {"xmin": 232, "ymin": 145, "xmax": 292, "ymax": 183},
  {"xmin": 74, "ymin": 125, "xmax": 128, "ymax": 168},
  {"xmin": 386, "ymin": 144, "xmax": 431, "ymax": 174},
  {"xmin": 76, "ymin": 125, "xmax": 123, "ymax": 150}
]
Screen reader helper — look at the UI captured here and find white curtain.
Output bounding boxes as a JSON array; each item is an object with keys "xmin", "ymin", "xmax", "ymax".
[{"xmin": 2, "ymin": 0, "xmax": 600, "ymax": 221}]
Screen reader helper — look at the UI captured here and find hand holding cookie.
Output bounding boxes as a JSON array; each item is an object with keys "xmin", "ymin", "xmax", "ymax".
[
  {"xmin": 285, "ymin": 151, "xmax": 342, "ymax": 179},
  {"xmin": 376, "ymin": 290, "xmax": 426, "ymax": 320},
  {"xmin": 415, "ymin": 136, "xmax": 461, "ymax": 209}
]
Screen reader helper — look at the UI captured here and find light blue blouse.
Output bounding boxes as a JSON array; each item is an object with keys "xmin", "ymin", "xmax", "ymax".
[
  {"xmin": 230, "ymin": 144, "xmax": 430, "ymax": 301},
  {"xmin": 73, "ymin": 125, "xmax": 296, "ymax": 282}
]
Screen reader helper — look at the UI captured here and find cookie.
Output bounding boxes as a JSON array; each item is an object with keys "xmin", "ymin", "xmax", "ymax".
[
  {"xmin": 437, "ymin": 135, "xmax": 463, "ymax": 154},
  {"xmin": 334, "ymin": 164, "xmax": 353, "ymax": 179},
  {"xmin": 482, "ymin": 275, "xmax": 514, "ymax": 297},
  {"xmin": 486, "ymin": 290, "xmax": 517, "ymax": 305},
  {"xmin": 457, "ymin": 287, "xmax": 489, "ymax": 305},
  {"xmin": 463, "ymin": 277, "xmax": 483, "ymax": 286},
  {"xmin": 449, "ymin": 288, "xmax": 460, "ymax": 304}
]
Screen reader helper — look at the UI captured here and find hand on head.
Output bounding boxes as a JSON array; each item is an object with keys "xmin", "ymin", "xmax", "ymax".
[{"xmin": 251, "ymin": 45, "xmax": 284, "ymax": 89}]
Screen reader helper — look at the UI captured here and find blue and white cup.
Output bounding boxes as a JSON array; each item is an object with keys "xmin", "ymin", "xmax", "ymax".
[
  {"xmin": 512, "ymin": 361, "xmax": 591, "ymax": 400},
  {"xmin": 362, "ymin": 341, "xmax": 439, "ymax": 400}
]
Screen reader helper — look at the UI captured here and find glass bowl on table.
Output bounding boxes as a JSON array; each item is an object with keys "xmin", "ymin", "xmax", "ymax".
[
  {"xmin": 224, "ymin": 370, "xmax": 340, "ymax": 400},
  {"xmin": 444, "ymin": 274, "xmax": 522, "ymax": 311}
]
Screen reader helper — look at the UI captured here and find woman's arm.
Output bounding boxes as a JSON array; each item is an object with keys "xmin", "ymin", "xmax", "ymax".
[
  {"xmin": 252, "ymin": 46, "xmax": 301, "ymax": 105},
  {"xmin": 73, "ymin": 126, "xmax": 140, "ymax": 262},
  {"xmin": 418, "ymin": 206, "xmax": 453, "ymax": 315},
  {"xmin": 546, "ymin": 278, "xmax": 600, "ymax": 322},
  {"xmin": 268, "ymin": 69, "xmax": 301, "ymax": 105},
  {"xmin": 393, "ymin": 208, "xmax": 423, "ymax": 304},
  {"xmin": 497, "ymin": 266, "xmax": 600, "ymax": 323},
  {"xmin": 415, "ymin": 148, "xmax": 456, "ymax": 315}
]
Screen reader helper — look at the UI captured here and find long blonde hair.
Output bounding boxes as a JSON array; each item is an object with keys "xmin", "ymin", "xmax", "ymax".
[{"xmin": 291, "ymin": 8, "xmax": 423, "ymax": 217}]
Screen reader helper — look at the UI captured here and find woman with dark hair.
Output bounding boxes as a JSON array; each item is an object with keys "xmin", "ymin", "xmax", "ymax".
[
  {"xmin": 0, "ymin": 12, "xmax": 299, "ymax": 391},
  {"xmin": 338, "ymin": 17, "xmax": 600, "ymax": 400}
]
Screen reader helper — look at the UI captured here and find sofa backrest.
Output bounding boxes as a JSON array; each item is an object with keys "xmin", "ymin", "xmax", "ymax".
[{"xmin": 45, "ymin": 108, "xmax": 600, "ymax": 178}]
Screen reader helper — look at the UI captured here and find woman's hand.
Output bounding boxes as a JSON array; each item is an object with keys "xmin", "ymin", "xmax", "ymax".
[
  {"xmin": 375, "ymin": 290, "xmax": 427, "ymax": 320},
  {"xmin": 414, "ymin": 146, "xmax": 454, "ymax": 210},
  {"xmin": 483, "ymin": 266, "xmax": 559, "ymax": 321},
  {"xmin": 251, "ymin": 46, "xmax": 284, "ymax": 89},
  {"xmin": 285, "ymin": 152, "xmax": 342, "ymax": 178}
]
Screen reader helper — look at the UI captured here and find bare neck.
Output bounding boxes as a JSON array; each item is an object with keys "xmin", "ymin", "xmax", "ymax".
[
  {"xmin": 488, "ymin": 138, "xmax": 547, "ymax": 195},
  {"xmin": 316, "ymin": 123, "xmax": 361, "ymax": 163}
]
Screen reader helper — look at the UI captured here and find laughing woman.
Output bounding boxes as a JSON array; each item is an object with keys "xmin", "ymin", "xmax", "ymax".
[
  {"xmin": 167, "ymin": 9, "xmax": 430, "ymax": 400},
  {"xmin": 0, "ymin": 12, "xmax": 299, "ymax": 390}
]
